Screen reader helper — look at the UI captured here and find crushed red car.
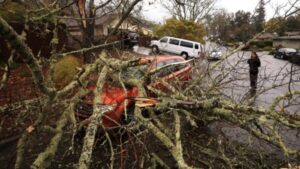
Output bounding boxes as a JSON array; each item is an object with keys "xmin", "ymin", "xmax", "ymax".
[{"xmin": 75, "ymin": 55, "xmax": 192, "ymax": 127}]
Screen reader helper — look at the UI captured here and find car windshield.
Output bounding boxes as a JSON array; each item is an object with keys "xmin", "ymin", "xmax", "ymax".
[
  {"xmin": 105, "ymin": 64, "xmax": 149, "ymax": 87},
  {"xmin": 106, "ymin": 58, "xmax": 187, "ymax": 87},
  {"xmin": 121, "ymin": 65, "xmax": 148, "ymax": 79}
]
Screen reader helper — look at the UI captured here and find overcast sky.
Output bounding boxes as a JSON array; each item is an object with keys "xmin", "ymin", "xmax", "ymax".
[{"xmin": 142, "ymin": 0, "xmax": 298, "ymax": 23}]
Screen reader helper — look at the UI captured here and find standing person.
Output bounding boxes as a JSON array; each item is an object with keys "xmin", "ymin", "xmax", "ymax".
[{"xmin": 247, "ymin": 51, "xmax": 261, "ymax": 89}]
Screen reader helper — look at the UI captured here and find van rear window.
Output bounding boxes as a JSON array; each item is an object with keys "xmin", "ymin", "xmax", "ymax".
[
  {"xmin": 180, "ymin": 41, "xmax": 193, "ymax": 48},
  {"xmin": 195, "ymin": 44, "xmax": 199, "ymax": 49},
  {"xmin": 169, "ymin": 39, "xmax": 180, "ymax": 45}
]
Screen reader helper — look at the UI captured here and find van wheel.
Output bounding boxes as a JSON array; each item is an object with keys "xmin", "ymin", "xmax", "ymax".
[
  {"xmin": 152, "ymin": 46, "xmax": 159, "ymax": 54},
  {"xmin": 181, "ymin": 52, "xmax": 189, "ymax": 60}
]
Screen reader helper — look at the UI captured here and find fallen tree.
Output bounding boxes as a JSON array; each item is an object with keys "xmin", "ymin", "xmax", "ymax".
[{"xmin": 0, "ymin": 1, "xmax": 300, "ymax": 169}]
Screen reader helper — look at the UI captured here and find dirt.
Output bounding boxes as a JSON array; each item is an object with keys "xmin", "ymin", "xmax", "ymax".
[{"xmin": 0, "ymin": 64, "xmax": 39, "ymax": 106}]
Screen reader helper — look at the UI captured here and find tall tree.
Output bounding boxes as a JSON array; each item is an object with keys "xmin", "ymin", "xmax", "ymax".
[
  {"xmin": 205, "ymin": 9, "xmax": 233, "ymax": 42},
  {"xmin": 207, "ymin": 10, "xmax": 255, "ymax": 42},
  {"xmin": 254, "ymin": 0, "xmax": 266, "ymax": 32},
  {"xmin": 154, "ymin": 18, "xmax": 206, "ymax": 43},
  {"xmin": 265, "ymin": 17, "xmax": 286, "ymax": 35},
  {"xmin": 233, "ymin": 10, "xmax": 255, "ymax": 42},
  {"xmin": 285, "ymin": 14, "xmax": 300, "ymax": 31},
  {"xmin": 162, "ymin": 0, "xmax": 216, "ymax": 23},
  {"xmin": 70, "ymin": 0, "xmax": 143, "ymax": 62}
]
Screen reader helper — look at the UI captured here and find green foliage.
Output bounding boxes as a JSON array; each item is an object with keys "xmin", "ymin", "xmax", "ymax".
[
  {"xmin": 154, "ymin": 18, "xmax": 206, "ymax": 43},
  {"xmin": 285, "ymin": 15, "xmax": 300, "ymax": 32},
  {"xmin": 265, "ymin": 14, "xmax": 300, "ymax": 36},
  {"xmin": 265, "ymin": 17, "xmax": 285, "ymax": 34},
  {"xmin": 249, "ymin": 41, "xmax": 273, "ymax": 49},
  {"xmin": 53, "ymin": 56, "xmax": 82, "ymax": 89},
  {"xmin": 208, "ymin": 10, "xmax": 255, "ymax": 43}
]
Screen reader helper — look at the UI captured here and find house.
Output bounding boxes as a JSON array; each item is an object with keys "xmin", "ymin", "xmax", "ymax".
[
  {"xmin": 257, "ymin": 32, "xmax": 278, "ymax": 41},
  {"xmin": 284, "ymin": 31, "xmax": 300, "ymax": 37},
  {"xmin": 273, "ymin": 36, "xmax": 300, "ymax": 49},
  {"xmin": 64, "ymin": 13, "xmax": 154, "ymax": 41}
]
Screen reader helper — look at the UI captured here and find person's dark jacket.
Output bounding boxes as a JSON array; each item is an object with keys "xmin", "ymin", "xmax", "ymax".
[{"xmin": 247, "ymin": 58, "xmax": 261, "ymax": 74}]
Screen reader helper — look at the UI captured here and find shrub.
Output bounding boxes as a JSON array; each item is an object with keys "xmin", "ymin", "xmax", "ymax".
[
  {"xmin": 53, "ymin": 55, "xmax": 82, "ymax": 89},
  {"xmin": 262, "ymin": 46, "xmax": 273, "ymax": 52},
  {"xmin": 249, "ymin": 41, "xmax": 273, "ymax": 48}
]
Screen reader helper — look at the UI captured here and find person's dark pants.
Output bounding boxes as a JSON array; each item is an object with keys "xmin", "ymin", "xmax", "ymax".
[{"xmin": 250, "ymin": 73, "xmax": 258, "ymax": 89}]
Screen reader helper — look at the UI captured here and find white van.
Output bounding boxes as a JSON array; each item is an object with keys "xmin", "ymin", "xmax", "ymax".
[{"xmin": 150, "ymin": 36, "xmax": 203, "ymax": 59}]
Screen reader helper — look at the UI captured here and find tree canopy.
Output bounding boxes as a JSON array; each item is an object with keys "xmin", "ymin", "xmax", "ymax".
[
  {"xmin": 265, "ymin": 14, "xmax": 300, "ymax": 35},
  {"xmin": 254, "ymin": 0, "xmax": 266, "ymax": 32},
  {"xmin": 162, "ymin": 0, "xmax": 216, "ymax": 22},
  {"xmin": 207, "ymin": 10, "xmax": 255, "ymax": 42},
  {"xmin": 154, "ymin": 18, "xmax": 206, "ymax": 43}
]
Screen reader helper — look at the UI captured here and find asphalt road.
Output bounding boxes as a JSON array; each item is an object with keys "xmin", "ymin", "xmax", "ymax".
[
  {"xmin": 210, "ymin": 51, "xmax": 300, "ymax": 155},
  {"xmin": 135, "ymin": 46, "xmax": 300, "ymax": 155},
  {"xmin": 134, "ymin": 46, "xmax": 300, "ymax": 113},
  {"xmin": 216, "ymin": 51, "xmax": 300, "ymax": 113}
]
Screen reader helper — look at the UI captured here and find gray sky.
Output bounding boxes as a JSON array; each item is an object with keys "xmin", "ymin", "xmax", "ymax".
[{"xmin": 142, "ymin": 0, "xmax": 298, "ymax": 23}]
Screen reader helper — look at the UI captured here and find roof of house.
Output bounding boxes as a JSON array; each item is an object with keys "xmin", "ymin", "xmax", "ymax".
[
  {"xmin": 257, "ymin": 33, "xmax": 278, "ymax": 40},
  {"xmin": 63, "ymin": 13, "xmax": 153, "ymax": 30},
  {"xmin": 284, "ymin": 31, "xmax": 300, "ymax": 36},
  {"xmin": 273, "ymin": 36, "xmax": 300, "ymax": 40},
  {"xmin": 63, "ymin": 13, "xmax": 118, "ymax": 28}
]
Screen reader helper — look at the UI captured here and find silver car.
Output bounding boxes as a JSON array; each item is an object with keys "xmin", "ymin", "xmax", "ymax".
[{"xmin": 208, "ymin": 49, "xmax": 222, "ymax": 60}]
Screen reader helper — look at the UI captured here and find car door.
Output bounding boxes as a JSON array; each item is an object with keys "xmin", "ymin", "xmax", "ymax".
[
  {"xmin": 149, "ymin": 58, "xmax": 191, "ymax": 92},
  {"xmin": 168, "ymin": 38, "xmax": 180, "ymax": 54},
  {"xmin": 180, "ymin": 41, "xmax": 194, "ymax": 57},
  {"xmin": 159, "ymin": 37, "xmax": 169, "ymax": 52},
  {"xmin": 193, "ymin": 43, "xmax": 200, "ymax": 57},
  {"xmin": 164, "ymin": 59, "xmax": 192, "ymax": 82}
]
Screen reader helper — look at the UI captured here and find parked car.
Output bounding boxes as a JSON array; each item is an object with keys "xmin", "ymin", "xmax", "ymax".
[
  {"xmin": 289, "ymin": 52, "xmax": 300, "ymax": 64},
  {"xmin": 75, "ymin": 55, "xmax": 192, "ymax": 127},
  {"xmin": 150, "ymin": 36, "xmax": 203, "ymax": 60},
  {"xmin": 207, "ymin": 49, "xmax": 222, "ymax": 60},
  {"xmin": 123, "ymin": 32, "xmax": 139, "ymax": 49},
  {"xmin": 274, "ymin": 48, "xmax": 297, "ymax": 60}
]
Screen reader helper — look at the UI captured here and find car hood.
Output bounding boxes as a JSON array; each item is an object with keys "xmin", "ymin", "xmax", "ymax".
[
  {"xmin": 101, "ymin": 85, "xmax": 138, "ymax": 104},
  {"xmin": 150, "ymin": 40, "xmax": 159, "ymax": 44}
]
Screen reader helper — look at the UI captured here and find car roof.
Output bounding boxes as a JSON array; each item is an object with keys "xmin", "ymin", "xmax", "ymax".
[
  {"xmin": 139, "ymin": 55, "xmax": 185, "ymax": 66},
  {"xmin": 142, "ymin": 55, "xmax": 185, "ymax": 62},
  {"xmin": 161, "ymin": 36, "xmax": 201, "ymax": 44},
  {"xmin": 280, "ymin": 48, "xmax": 297, "ymax": 52}
]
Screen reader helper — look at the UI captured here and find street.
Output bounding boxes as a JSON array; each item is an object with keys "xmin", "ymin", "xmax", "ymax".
[
  {"xmin": 134, "ymin": 46, "xmax": 300, "ymax": 112},
  {"xmin": 210, "ymin": 51, "xmax": 300, "ymax": 155},
  {"xmin": 135, "ymin": 46, "xmax": 300, "ymax": 155},
  {"xmin": 217, "ymin": 51, "xmax": 300, "ymax": 113}
]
